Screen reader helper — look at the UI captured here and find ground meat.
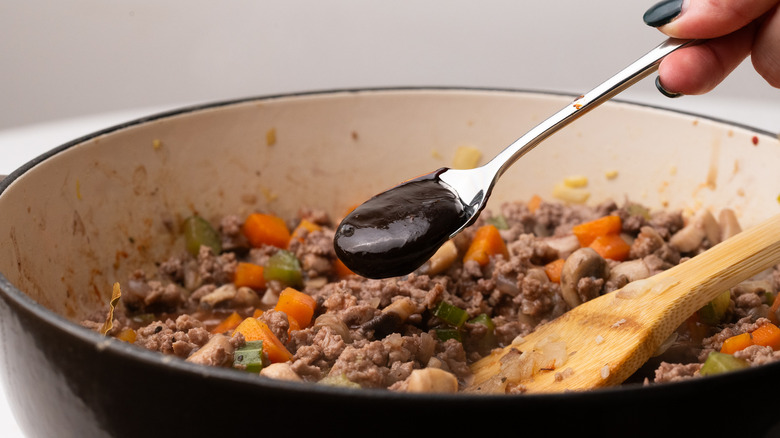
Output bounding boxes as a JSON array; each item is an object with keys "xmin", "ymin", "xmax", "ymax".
[
  {"xmin": 87, "ymin": 198, "xmax": 780, "ymax": 393},
  {"xmin": 288, "ymin": 229, "xmax": 337, "ymax": 278},
  {"xmin": 574, "ymin": 276, "xmax": 604, "ymax": 304},
  {"xmin": 122, "ymin": 269, "xmax": 186, "ymax": 313},
  {"xmin": 197, "ymin": 245, "xmax": 237, "ymax": 285},
  {"xmin": 327, "ymin": 332, "xmax": 447, "ymax": 388},
  {"xmin": 517, "ymin": 270, "xmax": 564, "ymax": 321},
  {"xmin": 158, "ymin": 254, "xmax": 187, "ymax": 284},
  {"xmin": 219, "ymin": 214, "xmax": 250, "ymax": 253},
  {"xmin": 259, "ymin": 310, "xmax": 290, "ymax": 344},
  {"xmin": 296, "ymin": 207, "xmax": 331, "ymax": 226},
  {"xmin": 653, "ymin": 362, "xmax": 701, "ymax": 383},
  {"xmin": 629, "ymin": 226, "xmax": 665, "ymax": 259},
  {"xmin": 135, "ymin": 315, "xmax": 211, "ymax": 358},
  {"xmin": 534, "ymin": 201, "xmax": 602, "ymax": 236},
  {"xmin": 648, "ymin": 210, "xmax": 684, "ymax": 239},
  {"xmin": 290, "ymin": 326, "xmax": 348, "ymax": 381}
]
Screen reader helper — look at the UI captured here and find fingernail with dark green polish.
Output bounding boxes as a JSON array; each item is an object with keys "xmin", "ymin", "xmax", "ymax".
[
  {"xmin": 655, "ymin": 76, "xmax": 683, "ymax": 98},
  {"xmin": 643, "ymin": 0, "xmax": 683, "ymax": 27}
]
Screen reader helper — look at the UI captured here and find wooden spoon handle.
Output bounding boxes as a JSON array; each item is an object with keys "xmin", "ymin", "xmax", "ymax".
[
  {"xmin": 602, "ymin": 212, "xmax": 780, "ymax": 381},
  {"xmin": 647, "ymin": 212, "xmax": 780, "ymax": 326}
]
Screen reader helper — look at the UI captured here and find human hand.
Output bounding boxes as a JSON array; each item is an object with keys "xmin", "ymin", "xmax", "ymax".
[{"xmin": 643, "ymin": 0, "xmax": 780, "ymax": 96}]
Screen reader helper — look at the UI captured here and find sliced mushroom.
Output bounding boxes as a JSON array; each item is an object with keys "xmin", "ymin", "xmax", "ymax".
[
  {"xmin": 403, "ymin": 368, "xmax": 459, "ymax": 393},
  {"xmin": 361, "ymin": 297, "xmax": 419, "ymax": 338},
  {"xmin": 560, "ymin": 247, "xmax": 609, "ymax": 308},
  {"xmin": 186, "ymin": 334, "xmax": 235, "ymax": 367},
  {"xmin": 198, "ymin": 284, "xmax": 237, "ymax": 308},
  {"xmin": 701, "ymin": 209, "xmax": 722, "ymax": 246},
  {"xmin": 232, "ymin": 286, "xmax": 262, "ymax": 308},
  {"xmin": 608, "ymin": 258, "xmax": 651, "ymax": 284},
  {"xmin": 718, "ymin": 208, "xmax": 742, "ymax": 240},
  {"xmin": 541, "ymin": 234, "xmax": 581, "ymax": 260},
  {"xmin": 669, "ymin": 208, "xmax": 719, "ymax": 252},
  {"xmin": 314, "ymin": 313, "xmax": 353, "ymax": 343},
  {"xmin": 260, "ymin": 362, "xmax": 303, "ymax": 382},
  {"xmin": 384, "ymin": 297, "xmax": 418, "ymax": 320},
  {"xmin": 416, "ymin": 239, "xmax": 459, "ymax": 276}
]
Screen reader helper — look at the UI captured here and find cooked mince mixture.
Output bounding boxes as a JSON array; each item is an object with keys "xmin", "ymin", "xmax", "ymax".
[{"xmin": 83, "ymin": 198, "xmax": 780, "ymax": 393}]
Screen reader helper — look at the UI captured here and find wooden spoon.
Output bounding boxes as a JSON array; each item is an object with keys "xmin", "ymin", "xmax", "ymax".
[{"xmin": 467, "ymin": 213, "xmax": 780, "ymax": 394}]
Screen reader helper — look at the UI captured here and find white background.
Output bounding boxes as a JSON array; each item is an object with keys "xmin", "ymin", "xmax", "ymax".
[{"xmin": 1, "ymin": 1, "xmax": 778, "ymax": 436}]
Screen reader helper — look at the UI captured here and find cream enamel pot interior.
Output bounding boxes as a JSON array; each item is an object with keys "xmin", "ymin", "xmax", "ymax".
[{"xmin": 1, "ymin": 89, "xmax": 779, "ymax": 437}]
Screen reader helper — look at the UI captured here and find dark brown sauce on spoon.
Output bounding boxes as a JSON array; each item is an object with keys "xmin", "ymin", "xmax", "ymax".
[{"xmin": 333, "ymin": 169, "xmax": 469, "ymax": 279}]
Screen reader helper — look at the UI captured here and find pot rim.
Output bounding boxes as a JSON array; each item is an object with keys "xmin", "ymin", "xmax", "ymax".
[{"xmin": 0, "ymin": 86, "xmax": 776, "ymax": 402}]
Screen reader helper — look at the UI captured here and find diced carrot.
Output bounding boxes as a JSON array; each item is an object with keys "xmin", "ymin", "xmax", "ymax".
[
  {"xmin": 290, "ymin": 219, "xmax": 322, "ymax": 245},
  {"xmin": 274, "ymin": 287, "xmax": 317, "ymax": 329},
  {"xmin": 211, "ymin": 311, "xmax": 243, "ymax": 334},
  {"xmin": 751, "ymin": 323, "xmax": 780, "ymax": 350},
  {"xmin": 233, "ymin": 262, "xmax": 266, "ymax": 290},
  {"xmin": 242, "ymin": 213, "xmax": 291, "ymax": 249},
  {"xmin": 232, "ymin": 317, "xmax": 293, "ymax": 363},
  {"xmin": 720, "ymin": 332, "xmax": 753, "ymax": 355},
  {"xmin": 252, "ymin": 308, "xmax": 264, "ymax": 318},
  {"xmin": 768, "ymin": 294, "xmax": 780, "ymax": 324},
  {"xmin": 588, "ymin": 233, "xmax": 631, "ymax": 261},
  {"xmin": 572, "ymin": 215, "xmax": 623, "ymax": 247},
  {"xmin": 544, "ymin": 258, "xmax": 565, "ymax": 283},
  {"xmin": 528, "ymin": 194, "xmax": 542, "ymax": 213},
  {"xmin": 463, "ymin": 225, "xmax": 509, "ymax": 266},
  {"xmin": 116, "ymin": 327, "xmax": 137, "ymax": 343},
  {"xmin": 334, "ymin": 258, "xmax": 356, "ymax": 278}
]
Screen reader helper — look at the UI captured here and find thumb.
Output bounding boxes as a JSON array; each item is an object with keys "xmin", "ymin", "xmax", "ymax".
[{"xmin": 644, "ymin": 0, "xmax": 778, "ymax": 38}]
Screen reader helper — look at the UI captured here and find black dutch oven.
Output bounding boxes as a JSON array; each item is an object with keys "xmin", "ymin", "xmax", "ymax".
[{"xmin": 2, "ymin": 89, "xmax": 779, "ymax": 437}]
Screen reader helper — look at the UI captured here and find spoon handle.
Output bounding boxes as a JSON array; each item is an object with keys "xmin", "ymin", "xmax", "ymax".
[{"xmin": 485, "ymin": 38, "xmax": 695, "ymax": 180}]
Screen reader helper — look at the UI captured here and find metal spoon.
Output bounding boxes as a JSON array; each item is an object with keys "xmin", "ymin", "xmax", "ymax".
[
  {"xmin": 441, "ymin": 37, "xmax": 695, "ymax": 235},
  {"xmin": 334, "ymin": 38, "xmax": 695, "ymax": 279}
]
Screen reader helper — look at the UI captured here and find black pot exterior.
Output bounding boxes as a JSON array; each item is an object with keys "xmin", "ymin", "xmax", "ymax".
[{"xmin": 2, "ymin": 274, "xmax": 780, "ymax": 437}]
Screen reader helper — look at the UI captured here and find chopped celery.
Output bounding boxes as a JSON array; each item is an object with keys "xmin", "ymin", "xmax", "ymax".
[
  {"xmin": 234, "ymin": 340, "xmax": 264, "ymax": 373},
  {"xmin": 183, "ymin": 215, "xmax": 222, "ymax": 256},
  {"xmin": 625, "ymin": 203, "xmax": 651, "ymax": 220},
  {"xmin": 469, "ymin": 313, "xmax": 498, "ymax": 353},
  {"xmin": 435, "ymin": 328, "xmax": 462, "ymax": 342},
  {"xmin": 263, "ymin": 250, "xmax": 303, "ymax": 287},
  {"xmin": 697, "ymin": 290, "xmax": 731, "ymax": 325},
  {"xmin": 486, "ymin": 214, "xmax": 509, "ymax": 230},
  {"xmin": 319, "ymin": 374, "xmax": 361, "ymax": 389},
  {"xmin": 469, "ymin": 313, "xmax": 495, "ymax": 330},
  {"xmin": 700, "ymin": 351, "xmax": 749, "ymax": 376},
  {"xmin": 433, "ymin": 301, "xmax": 468, "ymax": 328}
]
